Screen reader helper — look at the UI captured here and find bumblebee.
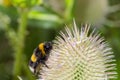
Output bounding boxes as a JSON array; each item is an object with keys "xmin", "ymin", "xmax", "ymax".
[{"xmin": 29, "ymin": 42, "xmax": 52, "ymax": 75}]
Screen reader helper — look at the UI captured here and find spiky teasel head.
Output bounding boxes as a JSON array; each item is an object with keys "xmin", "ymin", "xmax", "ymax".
[{"xmin": 39, "ymin": 22, "xmax": 117, "ymax": 80}]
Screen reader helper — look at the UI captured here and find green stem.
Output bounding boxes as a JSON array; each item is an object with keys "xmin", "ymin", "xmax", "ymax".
[
  {"xmin": 64, "ymin": 0, "xmax": 74, "ymax": 21},
  {"xmin": 13, "ymin": 8, "xmax": 29, "ymax": 79},
  {"xmin": 42, "ymin": 4, "xmax": 63, "ymax": 19}
]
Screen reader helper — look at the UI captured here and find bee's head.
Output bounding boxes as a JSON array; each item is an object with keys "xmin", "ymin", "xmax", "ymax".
[{"xmin": 44, "ymin": 42, "xmax": 53, "ymax": 54}]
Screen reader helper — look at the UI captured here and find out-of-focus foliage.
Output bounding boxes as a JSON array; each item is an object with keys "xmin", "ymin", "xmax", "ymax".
[
  {"xmin": 0, "ymin": 0, "xmax": 120, "ymax": 80},
  {"xmin": 12, "ymin": 0, "xmax": 42, "ymax": 8}
]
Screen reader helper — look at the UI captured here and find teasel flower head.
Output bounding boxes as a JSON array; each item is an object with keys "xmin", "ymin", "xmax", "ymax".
[{"xmin": 39, "ymin": 22, "xmax": 117, "ymax": 80}]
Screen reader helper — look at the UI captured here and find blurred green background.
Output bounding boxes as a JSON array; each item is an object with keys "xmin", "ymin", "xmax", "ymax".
[{"xmin": 0, "ymin": 0, "xmax": 120, "ymax": 80}]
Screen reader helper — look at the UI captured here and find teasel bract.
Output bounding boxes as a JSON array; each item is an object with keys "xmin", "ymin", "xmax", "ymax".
[{"xmin": 39, "ymin": 22, "xmax": 117, "ymax": 80}]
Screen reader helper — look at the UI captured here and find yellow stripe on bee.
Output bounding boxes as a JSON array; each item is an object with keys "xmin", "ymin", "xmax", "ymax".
[
  {"xmin": 31, "ymin": 54, "xmax": 37, "ymax": 62},
  {"xmin": 39, "ymin": 43, "xmax": 45, "ymax": 56}
]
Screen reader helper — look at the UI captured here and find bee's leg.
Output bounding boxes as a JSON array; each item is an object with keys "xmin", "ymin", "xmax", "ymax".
[
  {"xmin": 34, "ymin": 69, "xmax": 40, "ymax": 77},
  {"xmin": 34, "ymin": 70, "xmax": 36, "ymax": 75},
  {"xmin": 33, "ymin": 62, "xmax": 39, "ymax": 75},
  {"xmin": 40, "ymin": 61, "xmax": 49, "ymax": 68},
  {"xmin": 44, "ymin": 63, "xmax": 49, "ymax": 68},
  {"xmin": 36, "ymin": 71, "xmax": 39, "ymax": 76}
]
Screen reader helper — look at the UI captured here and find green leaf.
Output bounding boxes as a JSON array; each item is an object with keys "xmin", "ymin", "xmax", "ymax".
[{"xmin": 28, "ymin": 10, "xmax": 63, "ymax": 24}]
